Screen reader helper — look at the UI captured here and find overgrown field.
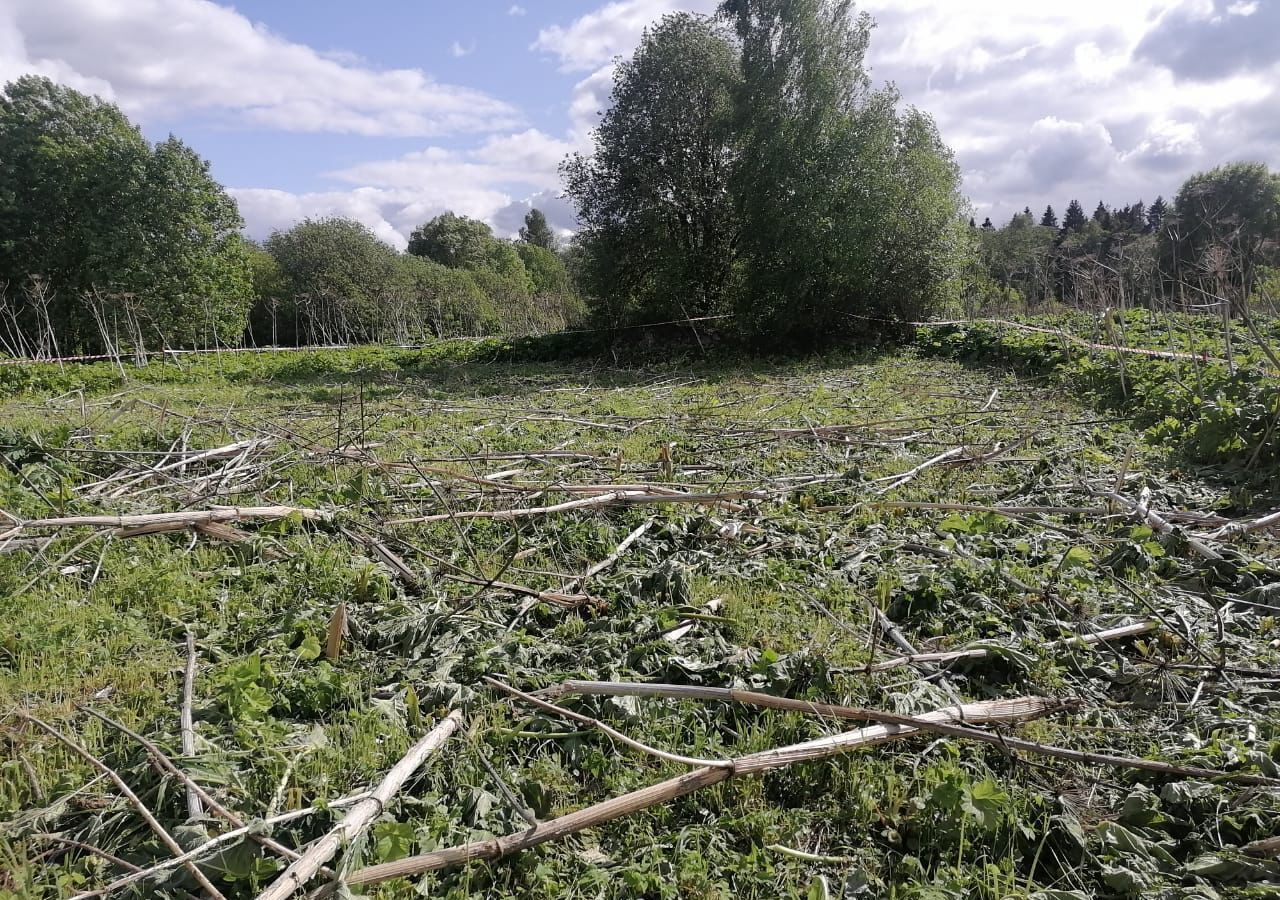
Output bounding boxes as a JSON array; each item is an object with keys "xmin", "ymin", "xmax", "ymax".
[
  {"xmin": 923, "ymin": 311, "xmax": 1280, "ymax": 478},
  {"xmin": 2, "ymin": 343, "xmax": 1280, "ymax": 899}
]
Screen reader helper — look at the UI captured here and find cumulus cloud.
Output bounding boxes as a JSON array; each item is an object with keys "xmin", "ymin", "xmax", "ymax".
[
  {"xmin": 234, "ymin": 130, "xmax": 580, "ymax": 245},
  {"xmin": 233, "ymin": 184, "xmax": 579, "ymax": 248},
  {"xmin": 232, "ymin": 0, "xmax": 1280, "ymax": 240},
  {"xmin": 14, "ymin": 0, "xmax": 1275, "ymax": 243},
  {"xmin": 1136, "ymin": 0, "xmax": 1280, "ymax": 81},
  {"xmin": 531, "ymin": 0, "xmax": 713, "ymax": 72},
  {"xmin": 327, "ymin": 130, "xmax": 573, "ymax": 196},
  {"xmin": 0, "ymin": 0, "xmax": 518, "ymax": 136},
  {"xmin": 526, "ymin": 0, "xmax": 1280, "ymax": 221},
  {"xmin": 864, "ymin": 0, "xmax": 1279, "ymax": 219}
]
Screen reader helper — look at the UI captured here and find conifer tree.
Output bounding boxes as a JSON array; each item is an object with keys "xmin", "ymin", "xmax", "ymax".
[{"xmin": 1062, "ymin": 200, "xmax": 1087, "ymax": 232}]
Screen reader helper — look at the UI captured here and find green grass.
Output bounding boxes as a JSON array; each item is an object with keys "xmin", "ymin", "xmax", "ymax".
[
  {"xmin": 921, "ymin": 312, "xmax": 1280, "ymax": 481},
  {"xmin": 2, "ymin": 342, "xmax": 1279, "ymax": 898}
]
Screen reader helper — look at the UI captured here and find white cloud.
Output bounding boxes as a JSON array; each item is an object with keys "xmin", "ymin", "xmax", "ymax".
[
  {"xmin": 531, "ymin": 0, "xmax": 713, "ymax": 72},
  {"xmin": 0, "ymin": 0, "xmax": 518, "ymax": 136},
  {"xmin": 567, "ymin": 64, "xmax": 618, "ymax": 142},
  {"xmin": 450, "ymin": 40, "xmax": 475, "ymax": 59},
  {"xmin": 235, "ymin": 129, "xmax": 580, "ymax": 244},
  {"xmin": 328, "ymin": 129, "xmax": 573, "ymax": 194},
  {"xmin": 529, "ymin": 0, "xmax": 1280, "ymax": 223},
  {"xmin": 17, "ymin": 0, "xmax": 1271, "ymax": 245},
  {"xmin": 233, "ymin": 184, "xmax": 579, "ymax": 248}
]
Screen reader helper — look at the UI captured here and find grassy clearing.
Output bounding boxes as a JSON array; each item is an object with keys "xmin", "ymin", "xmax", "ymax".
[{"xmin": 2, "ymin": 342, "xmax": 1279, "ymax": 899}]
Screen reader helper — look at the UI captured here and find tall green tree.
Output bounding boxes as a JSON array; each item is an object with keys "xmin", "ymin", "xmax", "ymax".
[
  {"xmin": 1146, "ymin": 196, "xmax": 1167, "ymax": 233},
  {"xmin": 720, "ymin": 0, "xmax": 965, "ymax": 346},
  {"xmin": 261, "ymin": 217, "xmax": 404, "ymax": 344},
  {"xmin": 0, "ymin": 75, "xmax": 251, "ymax": 352},
  {"xmin": 1162, "ymin": 162, "xmax": 1280, "ymax": 313},
  {"xmin": 407, "ymin": 212, "xmax": 529, "ymax": 286},
  {"xmin": 515, "ymin": 243, "xmax": 570, "ymax": 296},
  {"xmin": 1040, "ymin": 205, "xmax": 1058, "ymax": 228},
  {"xmin": 518, "ymin": 208, "xmax": 558, "ymax": 251},
  {"xmin": 563, "ymin": 13, "xmax": 742, "ymax": 329}
]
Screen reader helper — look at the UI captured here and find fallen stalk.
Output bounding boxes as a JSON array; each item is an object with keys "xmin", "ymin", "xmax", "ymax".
[
  {"xmin": 65, "ymin": 794, "xmax": 374, "ymax": 900},
  {"xmin": 387, "ymin": 490, "xmax": 761, "ymax": 525},
  {"xmin": 1091, "ymin": 487, "xmax": 1222, "ymax": 562},
  {"xmin": 253, "ymin": 708, "xmax": 462, "ymax": 900},
  {"xmin": 0, "ymin": 505, "xmax": 332, "ymax": 539},
  {"xmin": 76, "ymin": 705, "xmax": 323, "ymax": 880},
  {"xmin": 866, "ymin": 620, "xmax": 1159, "ymax": 673},
  {"xmin": 541, "ymin": 679, "xmax": 1278, "ymax": 786},
  {"xmin": 344, "ymin": 696, "xmax": 1055, "ymax": 886},
  {"xmin": 485, "ymin": 677, "xmax": 733, "ymax": 769},
  {"xmin": 13, "ymin": 711, "xmax": 227, "ymax": 900},
  {"xmin": 1205, "ymin": 508, "xmax": 1280, "ymax": 541}
]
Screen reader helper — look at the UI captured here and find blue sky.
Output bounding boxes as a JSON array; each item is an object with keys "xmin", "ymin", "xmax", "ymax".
[
  {"xmin": 176, "ymin": 1, "xmax": 593, "ymax": 193},
  {"xmin": 2, "ymin": 0, "xmax": 1278, "ymax": 247}
]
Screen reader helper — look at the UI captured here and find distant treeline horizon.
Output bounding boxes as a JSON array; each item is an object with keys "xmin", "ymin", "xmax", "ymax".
[{"xmin": 1, "ymin": 0, "xmax": 1278, "ymax": 359}]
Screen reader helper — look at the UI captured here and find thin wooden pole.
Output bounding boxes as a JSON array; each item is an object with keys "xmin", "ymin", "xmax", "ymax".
[{"xmin": 253, "ymin": 709, "xmax": 462, "ymax": 900}]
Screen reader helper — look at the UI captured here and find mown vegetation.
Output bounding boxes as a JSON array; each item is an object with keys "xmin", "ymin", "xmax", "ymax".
[
  {"xmin": 2, "ymin": 0, "xmax": 1280, "ymax": 897},
  {"xmin": 2, "ymin": 338, "xmax": 1280, "ymax": 899}
]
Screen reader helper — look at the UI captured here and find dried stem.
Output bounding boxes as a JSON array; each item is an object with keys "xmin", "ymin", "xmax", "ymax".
[
  {"xmin": 344, "ymin": 696, "xmax": 1055, "ymax": 886},
  {"xmin": 252, "ymin": 708, "xmax": 462, "ymax": 900},
  {"xmin": 13, "ymin": 711, "xmax": 227, "ymax": 900}
]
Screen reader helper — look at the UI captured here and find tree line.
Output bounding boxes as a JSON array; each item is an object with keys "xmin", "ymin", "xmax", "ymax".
[
  {"xmin": 967, "ymin": 162, "xmax": 1280, "ymax": 319},
  {"xmin": 3, "ymin": 0, "xmax": 1279, "ymax": 361},
  {"xmin": 248, "ymin": 209, "xmax": 582, "ymax": 349},
  {"xmin": 0, "ymin": 76, "xmax": 582, "ymax": 359}
]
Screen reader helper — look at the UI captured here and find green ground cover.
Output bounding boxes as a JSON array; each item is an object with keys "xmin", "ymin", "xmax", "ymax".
[
  {"xmin": 2, "ymin": 339, "xmax": 1279, "ymax": 899},
  {"xmin": 922, "ymin": 312, "xmax": 1280, "ymax": 478}
]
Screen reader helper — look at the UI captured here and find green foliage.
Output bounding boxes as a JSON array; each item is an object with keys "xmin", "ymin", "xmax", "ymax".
[
  {"xmin": 565, "ymin": 4, "xmax": 967, "ymax": 348},
  {"xmin": 564, "ymin": 13, "xmax": 742, "ymax": 330},
  {"xmin": 722, "ymin": 0, "xmax": 966, "ymax": 348},
  {"xmin": 0, "ymin": 76, "xmax": 252, "ymax": 352},
  {"xmin": 923, "ymin": 314, "xmax": 1280, "ymax": 474},
  {"xmin": 259, "ymin": 217, "xmax": 407, "ymax": 344},
  {"xmin": 1061, "ymin": 200, "xmax": 1087, "ymax": 233},
  {"xmin": 519, "ymin": 208, "xmax": 558, "ymax": 251},
  {"xmin": 516, "ymin": 243, "xmax": 570, "ymax": 297},
  {"xmin": 408, "ymin": 212, "xmax": 527, "ymax": 284},
  {"xmin": 976, "ymin": 212, "xmax": 1058, "ymax": 309},
  {"xmin": 1161, "ymin": 161, "xmax": 1280, "ymax": 311}
]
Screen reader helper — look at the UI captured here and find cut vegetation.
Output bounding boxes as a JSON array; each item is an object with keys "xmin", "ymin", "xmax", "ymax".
[{"xmin": 2, "ymin": 331, "xmax": 1279, "ymax": 898}]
